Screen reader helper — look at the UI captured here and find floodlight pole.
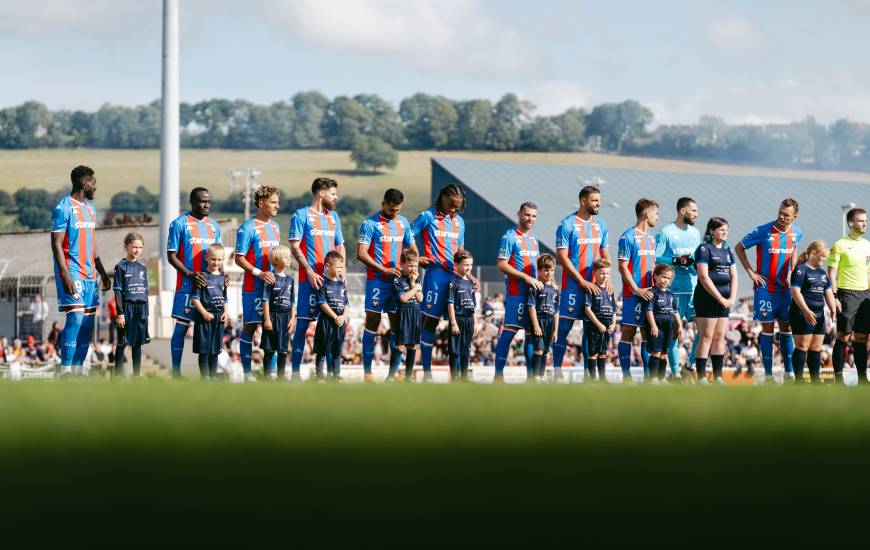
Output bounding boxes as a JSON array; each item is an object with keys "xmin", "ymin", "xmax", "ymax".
[{"xmin": 159, "ymin": 0, "xmax": 180, "ymax": 293}]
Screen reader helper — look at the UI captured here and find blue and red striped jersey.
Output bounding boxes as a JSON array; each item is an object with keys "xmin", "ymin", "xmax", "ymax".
[
  {"xmin": 166, "ymin": 212, "xmax": 222, "ymax": 292},
  {"xmin": 51, "ymin": 195, "xmax": 97, "ymax": 281},
  {"xmin": 617, "ymin": 227, "xmax": 656, "ymax": 298},
  {"xmin": 411, "ymin": 208, "xmax": 465, "ymax": 273},
  {"xmin": 235, "ymin": 217, "xmax": 281, "ymax": 293},
  {"xmin": 288, "ymin": 207, "xmax": 344, "ymax": 283},
  {"xmin": 555, "ymin": 213, "xmax": 609, "ymax": 287},
  {"xmin": 497, "ymin": 227, "xmax": 539, "ymax": 297},
  {"xmin": 358, "ymin": 212, "xmax": 414, "ymax": 281},
  {"xmin": 740, "ymin": 221, "xmax": 803, "ymax": 293}
]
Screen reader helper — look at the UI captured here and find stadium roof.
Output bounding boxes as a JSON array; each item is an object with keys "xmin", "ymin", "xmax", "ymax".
[{"xmin": 432, "ymin": 156, "xmax": 870, "ymax": 296}]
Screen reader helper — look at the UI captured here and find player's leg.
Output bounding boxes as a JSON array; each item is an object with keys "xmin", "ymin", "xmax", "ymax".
[
  {"xmin": 618, "ymin": 326, "xmax": 636, "ymax": 382},
  {"xmin": 778, "ymin": 323, "xmax": 795, "ymax": 379},
  {"xmin": 240, "ymin": 321, "xmax": 259, "ymax": 382},
  {"xmin": 404, "ymin": 345, "xmax": 416, "ymax": 381},
  {"xmin": 694, "ymin": 317, "xmax": 715, "ymax": 382},
  {"xmin": 791, "ymin": 333, "xmax": 810, "ymax": 383},
  {"xmin": 710, "ymin": 317, "xmax": 728, "ymax": 383},
  {"xmin": 291, "ymin": 282, "xmax": 317, "ymax": 376},
  {"xmin": 807, "ymin": 334, "xmax": 824, "ymax": 383},
  {"xmin": 854, "ymin": 333, "xmax": 868, "ymax": 385},
  {"xmin": 60, "ymin": 309, "xmax": 84, "ymax": 376},
  {"xmin": 114, "ymin": 344, "xmax": 126, "ymax": 377},
  {"xmin": 73, "ymin": 307, "xmax": 97, "ymax": 375},
  {"xmin": 131, "ymin": 345, "xmax": 142, "ymax": 377},
  {"xmin": 169, "ymin": 291, "xmax": 194, "ymax": 377},
  {"xmin": 553, "ymin": 286, "xmax": 579, "ymax": 373},
  {"xmin": 387, "ymin": 312, "xmax": 401, "ymax": 376},
  {"xmin": 753, "ymin": 289, "xmax": 777, "ymax": 381},
  {"xmin": 419, "ymin": 269, "xmax": 448, "ymax": 379},
  {"xmin": 362, "ymin": 280, "xmax": 386, "ymax": 378},
  {"xmin": 495, "ymin": 295, "xmax": 523, "ymax": 379}
]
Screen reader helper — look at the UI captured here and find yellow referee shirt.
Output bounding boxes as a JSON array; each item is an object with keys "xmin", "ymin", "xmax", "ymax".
[{"xmin": 828, "ymin": 236, "xmax": 870, "ymax": 291}]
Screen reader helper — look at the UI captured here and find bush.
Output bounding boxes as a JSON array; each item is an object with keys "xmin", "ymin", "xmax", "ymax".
[
  {"xmin": 350, "ymin": 137, "xmax": 398, "ymax": 172},
  {"xmin": 18, "ymin": 206, "xmax": 48, "ymax": 230}
]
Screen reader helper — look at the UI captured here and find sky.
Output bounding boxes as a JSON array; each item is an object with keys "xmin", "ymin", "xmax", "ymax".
[{"xmin": 2, "ymin": 0, "xmax": 870, "ymax": 125}]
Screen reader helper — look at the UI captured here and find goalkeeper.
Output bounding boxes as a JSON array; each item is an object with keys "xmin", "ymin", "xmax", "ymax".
[{"xmin": 655, "ymin": 197, "xmax": 702, "ymax": 378}]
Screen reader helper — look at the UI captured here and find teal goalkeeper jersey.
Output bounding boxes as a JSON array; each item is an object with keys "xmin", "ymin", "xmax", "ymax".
[{"xmin": 655, "ymin": 222, "xmax": 701, "ymax": 293}]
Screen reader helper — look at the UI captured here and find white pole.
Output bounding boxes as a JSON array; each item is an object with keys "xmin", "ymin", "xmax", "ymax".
[{"xmin": 159, "ymin": 0, "xmax": 180, "ymax": 293}]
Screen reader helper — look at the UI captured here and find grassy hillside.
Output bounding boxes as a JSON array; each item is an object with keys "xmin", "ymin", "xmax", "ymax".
[{"xmin": 4, "ymin": 149, "xmax": 870, "ymax": 217}]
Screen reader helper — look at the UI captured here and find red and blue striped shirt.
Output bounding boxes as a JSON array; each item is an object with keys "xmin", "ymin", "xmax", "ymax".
[
  {"xmin": 497, "ymin": 227, "xmax": 539, "ymax": 297},
  {"xmin": 412, "ymin": 208, "xmax": 465, "ymax": 272},
  {"xmin": 288, "ymin": 206, "xmax": 344, "ymax": 283},
  {"xmin": 167, "ymin": 212, "xmax": 222, "ymax": 292},
  {"xmin": 555, "ymin": 213, "xmax": 609, "ymax": 288},
  {"xmin": 236, "ymin": 217, "xmax": 281, "ymax": 293},
  {"xmin": 740, "ymin": 221, "xmax": 803, "ymax": 293},
  {"xmin": 51, "ymin": 195, "xmax": 97, "ymax": 281},
  {"xmin": 358, "ymin": 212, "xmax": 414, "ymax": 281},
  {"xmin": 617, "ymin": 227, "xmax": 656, "ymax": 298}
]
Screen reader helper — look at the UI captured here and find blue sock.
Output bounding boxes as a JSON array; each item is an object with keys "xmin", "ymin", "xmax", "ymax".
[
  {"xmin": 170, "ymin": 322, "xmax": 188, "ymax": 376},
  {"xmin": 689, "ymin": 331, "xmax": 699, "ymax": 367},
  {"xmin": 290, "ymin": 319, "xmax": 310, "ymax": 373},
  {"xmin": 552, "ymin": 318, "xmax": 574, "ymax": 368},
  {"xmin": 494, "ymin": 329, "xmax": 516, "ymax": 376},
  {"xmin": 420, "ymin": 327, "xmax": 435, "ymax": 373},
  {"xmin": 618, "ymin": 341, "xmax": 632, "ymax": 376},
  {"xmin": 73, "ymin": 313, "xmax": 96, "ymax": 366},
  {"xmin": 390, "ymin": 332, "xmax": 402, "ymax": 371},
  {"xmin": 667, "ymin": 339, "xmax": 680, "ymax": 375},
  {"xmin": 240, "ymin": 335, "xmax": 253, "ymax": 374},
  {"xmin": 779, "ymin": 332, "xmax": 794, "ymax": 374},
  {"xmin": 61, "ymin": 311, "xmax": 83, "ymax": 367},
  {"xmin": 760, "ymin": 332, "xmax": 774, "ymax": 376},
  {"xmin": 640, "ymin": 342, "xmax": 650, "ymax": 378},
  {"xmin": 270, "ymin": 352, "xmax": 278, "ymax": 374},
  {"xmin": 523, "ymin": 339, "xmax": 535, "ymax": 373},
  {"xmin": 362, "ymin": 329, "xmax": 376, "ymax": 374}
]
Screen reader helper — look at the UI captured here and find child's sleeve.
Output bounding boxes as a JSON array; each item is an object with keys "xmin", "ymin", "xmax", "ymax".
[
  {"xmin": 112, "ymin": 264, "xmax": 124, "ymax": 293},
  {"xmin": 447, "ymin": 279, "xmax": 457, "ymax": 304},
  {"xmin": 526, "ymin": 287, "xmax": 537, "ymax": 308}
]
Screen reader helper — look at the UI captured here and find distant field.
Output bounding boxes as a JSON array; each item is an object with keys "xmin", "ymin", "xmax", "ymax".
[{"xmin": 4, "ymin": 148, "xmax": 870, "ymax": 216}]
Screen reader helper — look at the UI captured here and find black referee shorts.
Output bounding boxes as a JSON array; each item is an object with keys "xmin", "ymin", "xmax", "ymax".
[{"xmin": 836, "ymin": 289, "xmax": 870, "ymax": 334}]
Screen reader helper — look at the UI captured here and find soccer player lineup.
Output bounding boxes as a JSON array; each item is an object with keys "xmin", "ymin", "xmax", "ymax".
[{"xmin": 50, "ymin": 164, "xmax": 870, "ymax": 386}]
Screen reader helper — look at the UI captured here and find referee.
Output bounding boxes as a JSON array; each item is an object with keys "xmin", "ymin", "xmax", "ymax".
[{"xmin": 828, "ymin": 207, "xmax": 870, "ymax": 385}]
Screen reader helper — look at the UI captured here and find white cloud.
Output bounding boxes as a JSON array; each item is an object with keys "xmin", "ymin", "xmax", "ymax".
[
  {"xmin": 707, "ymin": 14, "xmax": 767, "ymax": 54},
  {"xmin": 522, "ymin": 81, "xmax": 588, "ymax": 116},
  {"xmin": 255, "ymin": 0, "xmax": 543, "ymax": 78},
  {"xmin": 0, "ymin": 1, "xmax": 155, "ymax": 36}
]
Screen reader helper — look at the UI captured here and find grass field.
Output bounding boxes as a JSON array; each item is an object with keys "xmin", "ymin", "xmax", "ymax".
[
  {"xmin": 2, "ymin": 380, "xmax": 869, "ymax": 538},
  {"xmin": 4, "ymin": 149, "xmax": 870, "ymax": 218}
]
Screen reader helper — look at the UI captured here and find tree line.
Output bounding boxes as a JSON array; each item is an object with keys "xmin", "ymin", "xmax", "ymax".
[{"xmin": 2, "ymin": 94, "xmax": 869, "ymax": 171}]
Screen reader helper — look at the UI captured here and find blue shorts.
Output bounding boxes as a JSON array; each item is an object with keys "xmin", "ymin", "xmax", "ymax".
[
  {"xmin": 365, "ymin": 278, "xmax": 397, "ymax": 314},
  {"xmin": 242, "ymin": 291, "xmax": 264, "ymax": 325},
  {"xmin": 753, "ymin": 288, "xmax": 790, "ymax": 322},
  {"xmin": 56, "ymin": 278, "xmax": 99, "ymax": 311},
  {"xmin": 504, "ymin": 294, "xmax": 529, "ymax": 328},
  {"xmin": 672, "ymin": 292, "xmax": 696, "ymax": 322},
  {"xmin": 559, "ymin": 282, "xmax": 586, "ymax": 321},
  {"xmin": 297, "ymin": 281, "xmax": 320, "ymax": 321},
  {"xmin": 171, "ymin": 291, "xmax": 194, "ymax": 322},
  {"xmin": 420, "ymin": 267, "xmax": 453, "ymax": 319},
  {"xmin": 621, "ymin": 295, "xmax": 647, "ymax": 327}
]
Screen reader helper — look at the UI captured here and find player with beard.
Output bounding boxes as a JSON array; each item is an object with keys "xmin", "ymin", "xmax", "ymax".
[
  {"xmin": 655, "ymin": 197, "xmax": 701, "ymax": 379},
  {"xmin": 735, "ymin": 198, "xmax": 803, "ymax": 383},
  {"xmin": 493, "ymin": 202, "xmax": 541, "ymax": 382},
  {"xmin": 552, "ymin": 186, "xmax": 611, "ymax": 381},
  {"xmin": 288, "ymin": 178, "xmax": 345, "ymax": 379},
  {"xmin": 50, "ymin": 165, "xmax": 112, "ymax": 376}
]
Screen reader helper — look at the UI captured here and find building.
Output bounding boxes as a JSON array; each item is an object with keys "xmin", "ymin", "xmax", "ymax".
[{"xmin": 431, "ymin": 156, "xmax": 870, "ymax": 297}]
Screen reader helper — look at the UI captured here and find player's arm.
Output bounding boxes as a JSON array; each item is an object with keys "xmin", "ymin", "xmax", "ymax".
[
  {"xmin": 167, "ymin": 250, "xmax": 206, "ymax": 288},
  {"xmin": 734, "ymin": 240, "xmax": 766, "ymax": 287},
  {"xmin": 827, "ymin": 244, "xmax": 841, "ymax": 314},
  {"xmin": 497, "ymin": 258, "xmax": 543, "ymax": 290},
  {"xmin": 644, "ymin": 300, "xmax": 658, "ymax": 336},
  {"xmin": 288, "ymin": 240, "xmax": 320, "ymax": 289},
  {"xmin": 357, "ymin": 225, "xmax": 400, "ymax": 278},
  {"xmin": 824, "ymin": 284, "xmax": 837, "ymax": 326},
  {"xmin": 617, "ymin": 259, "xmax": 652, "ymax": 301},
  {"xmin": 92, "ymin": 249, "xmax": 111, "ymax": 291},
  {"xmin": 410, "ymin": 211, "xmax": 432, "ymax": 267},
  {"xmin": 527, "ymin": 293, "xmax": 542, "ymax": 336},
  {"xmin": 50, "ymin": 231, "xmax": 76, "ymax": 295},
  {"xmin": 234, "ymin": 252, "xmax": 275, "ymax": 285},
  {"xmin": 556, "ymin": 248, "xmax": 595, "ymax": 294}
]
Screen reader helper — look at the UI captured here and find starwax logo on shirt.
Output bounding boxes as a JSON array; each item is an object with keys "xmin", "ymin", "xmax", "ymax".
[
  {"xmin": 379, "ymin": 235, "xmax": 404, "ymax": 243},
  {"xmin": 434, "ymin": 229, "xmax": 459, "ymax": 238},
  {"xmin": 188, "ymin": 237, "xmax": 217, "ymax": 245},
  {"xmin": 258, "ymin": 239, "xmax": 280, "ymax": 248},
  {"xmin": 73, "ymin": 221, "xmax": 96, "ymax": 229},
  {"xmin": 310, "ymin": 228, "xmax": 336, "ymax": 237}
]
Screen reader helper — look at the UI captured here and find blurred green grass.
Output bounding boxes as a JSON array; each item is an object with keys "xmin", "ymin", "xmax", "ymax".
[{"xmin": 2, "ymin": 381, "xmax": 869, "ymax": 537}]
